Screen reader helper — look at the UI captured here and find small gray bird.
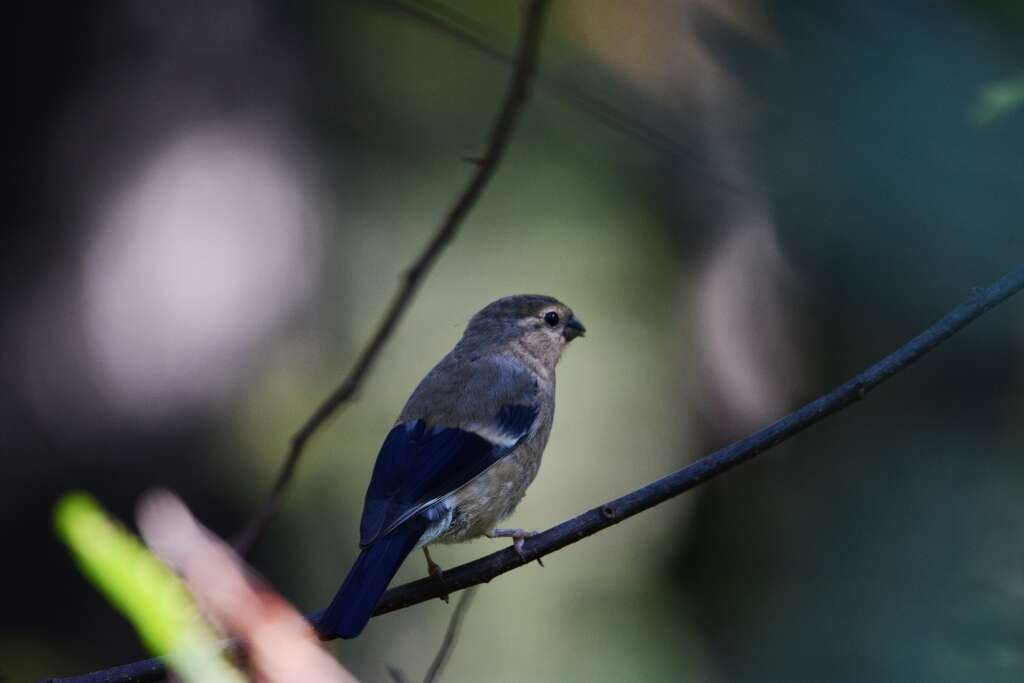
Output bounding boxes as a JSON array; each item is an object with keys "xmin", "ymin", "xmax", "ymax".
[{"xmin": 318, "ymin": 294, "xmax": 585, "ymax": 639}]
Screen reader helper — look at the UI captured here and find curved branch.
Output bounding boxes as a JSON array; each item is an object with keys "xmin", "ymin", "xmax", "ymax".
[
  {"xmin": 232, "ymin": 0, "xmax": 552, "ymax": 555},
  {"xmin": 47, "ymin": 265, "xmax": 1024, "ymax": 683}
]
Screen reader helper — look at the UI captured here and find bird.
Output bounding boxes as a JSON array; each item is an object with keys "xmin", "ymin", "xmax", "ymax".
[{"xmin": 317, "ymin": 294, "xmax": 585, "ymax": 639}]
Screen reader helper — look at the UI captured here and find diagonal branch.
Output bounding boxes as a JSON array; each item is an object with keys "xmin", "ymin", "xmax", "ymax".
[
  {"xmin": 48, "ymin": 265, "xmax": 1024, "ymax": 683},
  {"xmin": 232, "ymin": 0, "xmax": 552, "ymax": 556},
  {"xmin": 365, "ymin": 266, "xmax": 1024, "ymax": 616}
]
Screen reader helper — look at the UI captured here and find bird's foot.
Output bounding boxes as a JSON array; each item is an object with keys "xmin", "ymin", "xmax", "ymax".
[
  {"xmin": 423, "ymin": 547, "xmax": 450, "ymax": 603},
  {"xmin": 487, "ymin": 528, "xmax": 544, "ymax": 567}
]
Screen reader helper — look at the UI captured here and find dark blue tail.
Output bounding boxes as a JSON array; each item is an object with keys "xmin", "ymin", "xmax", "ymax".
[{"xmin": 318, "ymin": 520, "xmax": 425, "ymax": 639}]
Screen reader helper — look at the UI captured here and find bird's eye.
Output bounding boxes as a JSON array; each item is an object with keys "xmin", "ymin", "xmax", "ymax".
[{"xmin": 544, "ymin": 311, "xmax": 560, "ymax": 327}]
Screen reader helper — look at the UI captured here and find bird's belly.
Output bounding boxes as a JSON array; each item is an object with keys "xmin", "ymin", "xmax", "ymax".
[{"xmin": 437, "ymin": 447, "xmax": 541, "ymax": 544}]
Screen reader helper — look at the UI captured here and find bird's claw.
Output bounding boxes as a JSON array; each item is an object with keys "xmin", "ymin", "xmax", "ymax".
[
  {"xmin": 429, "ymin": 565, "xmax": 450, "ymax": 604},
  {"xmin": 424, "ymin": 549, "xmax": 450, "ymax": 603},
  {"xmin": 491, "ymin": 528, "xmax": 543, "ymax": 566},
  {"xmin": 512, "ymin": 535, "xmax": 528, "ymax": 559}
]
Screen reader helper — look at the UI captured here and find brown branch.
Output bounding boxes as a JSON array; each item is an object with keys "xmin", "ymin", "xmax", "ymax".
[
  {"xmin": 46, "ymin": 265, "xmax": 1024, "ymax": 683},
  {"xmin": 232, "ymin": 0, "xmax": 552, "ymax": 556}
]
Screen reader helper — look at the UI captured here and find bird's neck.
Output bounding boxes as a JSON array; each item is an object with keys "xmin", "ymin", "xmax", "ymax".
[{"xmin": 507, "ymin": 342, "xmax": 557, "ymax": 387}]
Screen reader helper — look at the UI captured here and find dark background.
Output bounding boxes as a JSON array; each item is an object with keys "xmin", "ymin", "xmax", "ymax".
[{"xmin": 7, "ymin": 1, "xmax": 1024, "ymax": 681}]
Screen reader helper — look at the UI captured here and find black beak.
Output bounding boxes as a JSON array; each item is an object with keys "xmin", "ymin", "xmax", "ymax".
[{"xmin": 562, "ymin": 315, "xmax": 586, "ymax": 341}]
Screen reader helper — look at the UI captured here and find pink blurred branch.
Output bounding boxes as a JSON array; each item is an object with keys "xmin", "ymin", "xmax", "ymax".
[{"xmin": 49, "ymin": 265, "xmax": 1024, "ymax": 683}]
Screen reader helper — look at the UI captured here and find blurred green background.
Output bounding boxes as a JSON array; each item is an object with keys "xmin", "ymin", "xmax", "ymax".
[{"xmin": 6, "ymin": 1, "xmax": 1024, "ymax": 681}]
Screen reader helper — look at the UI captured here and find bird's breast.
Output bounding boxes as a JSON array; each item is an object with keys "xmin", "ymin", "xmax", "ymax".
[{"xmin": 435, "ymin": 427, "xmax": 549, "ymax": 544}]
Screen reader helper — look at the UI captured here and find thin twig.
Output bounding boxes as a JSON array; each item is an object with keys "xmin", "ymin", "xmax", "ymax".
[
  {"xmin": 384, "ymin": 588, "xmax": 476, "ymax": 683},
  {"xmin": 376, "ymin": 0, "xmax": 745, "ymax": 195},
  {"xmin": 45, "ymin": 265, "xmax": 1024, "ymax": 683},
  {"xmin": 232, "ymin": 0, "xmax": 552, "ymax": 556},
  {"xmin": 423, "ymin": 587, "xmax": 477, "ymax": 683},
  {"xmin": 387, "ymin": 667, "xmax": 412, "ymax": 683}
]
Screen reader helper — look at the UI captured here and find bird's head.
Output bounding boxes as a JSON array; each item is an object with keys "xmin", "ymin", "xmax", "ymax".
[{"xmin": 461, "ymin": 294, "xmax": 585, "ymax": 367}]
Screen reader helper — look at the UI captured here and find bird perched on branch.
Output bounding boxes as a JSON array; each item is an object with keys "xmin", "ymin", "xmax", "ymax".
[{"xmin": 317, "ymin": 294, "xmax": 585, "ymax": 639}]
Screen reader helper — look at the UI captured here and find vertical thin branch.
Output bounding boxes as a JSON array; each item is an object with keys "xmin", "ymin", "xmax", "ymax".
[
  {"xmin": 385, "ymin": 586, "xmax": 478, "ymax": 683},
  {"xmin": 233, "ymin": 0, "xmax": 552, "ymax": 555},
  {"xmin": 423, "ymin": 587, "xmax": 478, "ymax": 683},
  {"xmin": 388, "ymin": 667, "xmax": 413, "ymax": 683}
]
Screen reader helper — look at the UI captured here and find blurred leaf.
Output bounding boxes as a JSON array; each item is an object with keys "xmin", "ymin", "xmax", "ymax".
[
  {"xmin": 53, "ymin": 492, "xmax": 246, "ymax": 683},
  {"xmin": 970, "ymin": 74, "xmax": 1024, "ymax": 125}
]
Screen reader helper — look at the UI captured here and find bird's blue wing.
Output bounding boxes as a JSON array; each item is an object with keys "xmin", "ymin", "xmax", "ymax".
[{"xmin": 358, "ymin": 404, "xmax": 539, "ymax": 547}]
